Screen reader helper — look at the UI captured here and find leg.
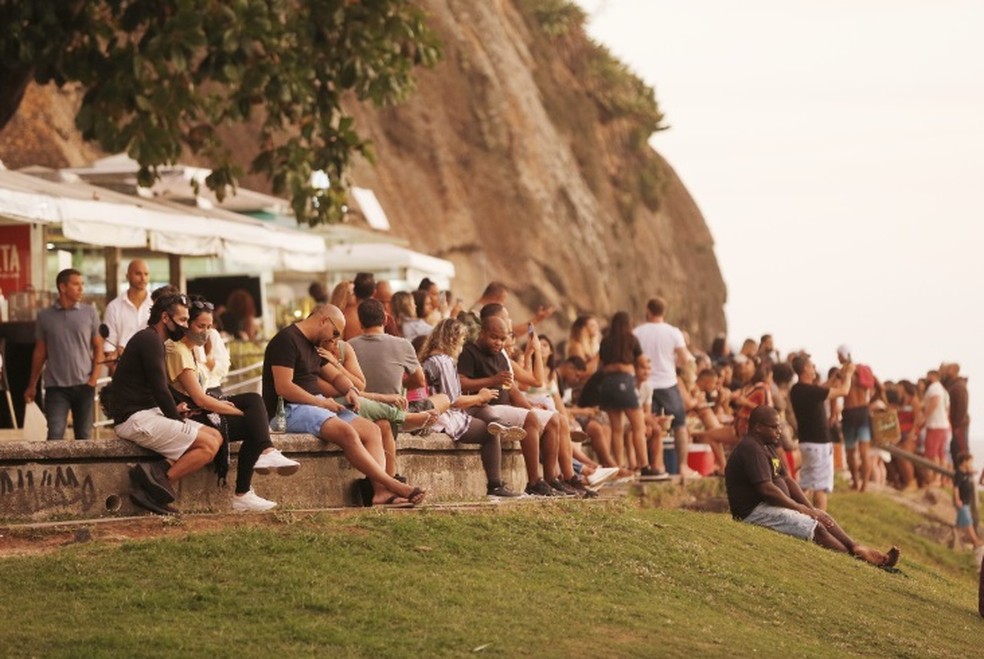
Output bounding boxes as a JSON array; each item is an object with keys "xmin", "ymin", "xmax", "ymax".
[
  {"xmin": 586, "ymin": 418, "xmax": 617, "ymax": 467},
  {"xmin": 539, "ymin": 412, "xmax": 561, "ymax": 481},
  {"xmin": 626, "ymin": 407, "xmax": 649, "ymax": 470},
  {"xmin": 226, "ymin": 393, "xmax": 275, "ymax": 494},
  {"xmin": 845, "ymin": 443, "xmax": 860, "ymax": 490},
  {"xmin": 675, "ymin": 426, "xmax": 698, "ymax": 477},
  {"xmin": 167, "ymin": 426, "xmax": 223, "ymax": 482},
  {"xmin": 376, "ymin": 419, "xmax": 397, "ymax": 477},
  {"xmin": 521, "ymin": 413, "xmax": 543, "ymax": 484},
  {"xmin": 858, "ymin": 441, "xmax": 871, "ymax": 492},
  {"xmin": 606, "ymin": 409, "xmax": 626, "ymax": 468},
  {"xmin": 557, "ymin": 413, "xmax": 577, "ymax": 480},
  {"xmin": 456, "ymin": 417, "xmax": 502, "ymax": 486},
  {"xmin": 42, "ymin": 387, "xmax": 71, "ymax": 440},
  {"xmin": 426, "ymin": 393, "xmax": 451, "ymax": 415},
  {"xmin": 321, "ymin": 416, "xmax": 423, "ymax": 504},
  {"xmin": 69, "ymin": 384, "xmax": 95, "ymax": 440}
]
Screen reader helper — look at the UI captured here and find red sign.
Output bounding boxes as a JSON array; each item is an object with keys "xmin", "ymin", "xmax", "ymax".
[{"xmin": 0, "ymin": 224, "xmax": 31, "ymax": 294}]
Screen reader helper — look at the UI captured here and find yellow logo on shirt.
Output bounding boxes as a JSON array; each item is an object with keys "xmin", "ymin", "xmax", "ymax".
[{"xmin": 771, "ymin": 457, "xmax": 781, "ymax": 476}]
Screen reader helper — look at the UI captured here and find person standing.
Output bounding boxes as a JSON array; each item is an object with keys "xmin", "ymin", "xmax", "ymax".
[
  {"xmin": 633, "ymin": 297, "xmax": 699, "ymax": 477},
  {"xmin": 922, "ymin": 369, "xmax": 952, "ymax": 483},
  {"xmin": 102, "ymin": 259, "xmax": 152, "ymax": 371},
  {"xmin": 942, "ymin": 362, "xmax": 970, "ymax": 465},
  {"xmin": 836, "ymin": 344, "xmax": 881, "ymax": 491},
  {"xmin": 789, "ymin": 355, "xmax": 854, "ymax": 510},
  {"xmin": 24, "ymin": 268, "xmax": 102, "ymax": 440}
]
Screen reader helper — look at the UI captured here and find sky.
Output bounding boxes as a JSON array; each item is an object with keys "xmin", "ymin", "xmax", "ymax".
[{"xmin": 575, "ymin": 0, "xmax": 984, "ymax": 442}]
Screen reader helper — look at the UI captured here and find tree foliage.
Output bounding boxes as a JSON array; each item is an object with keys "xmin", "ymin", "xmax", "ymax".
[{"xmin": 0, "ymin": 0, "xmax": 441, "ymax": 225}]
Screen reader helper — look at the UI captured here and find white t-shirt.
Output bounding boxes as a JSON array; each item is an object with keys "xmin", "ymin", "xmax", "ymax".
[
  {"xmin": 924, "ymin": 381, "xmax": 951, "ymax": 429},
  {"xmin": 633, "ymin": 321, "xmax": 685, "ymax": 389}
]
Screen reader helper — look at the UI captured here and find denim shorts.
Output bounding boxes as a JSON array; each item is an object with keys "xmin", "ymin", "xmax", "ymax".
[
  {"xmin": 742, "ymin": 502, "xmax": 818, "ymax": 541},
  {"xmin": 285, "ymin": 398, "xmax": 358, "ymax": 436},
  {"xmin": 841, "ymin": 407, "xmax": 872, "ymax": 448},
  {"xmin": 597, "ymin": 371, "xmax": 640, "ymax": 410},
  {"xmin": 956, "ymin": 504, "xmax": 973, "ymax": 528},
  {"xmin": 651, "ymin": 385, "xmax": 686, "ymax": 429}
]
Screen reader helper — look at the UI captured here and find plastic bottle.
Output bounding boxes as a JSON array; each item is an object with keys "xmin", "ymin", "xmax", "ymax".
[{"xmin": 270, "ymin": 396, "xmax": 287, "ymax": 433}]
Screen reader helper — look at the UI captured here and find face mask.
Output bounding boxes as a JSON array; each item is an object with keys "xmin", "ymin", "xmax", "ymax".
[
  {"xmin": 186, "ymin": 327, "xmax": 209, "ymax": 347},
  {"xmin": 165, "ymin": 318, "xmax": 187, "ymax": 342}
]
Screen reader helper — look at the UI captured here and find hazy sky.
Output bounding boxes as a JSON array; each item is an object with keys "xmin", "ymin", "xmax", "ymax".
[{"xmin": 576, "ymin": 0, "xmax": 984, "ymax": 438}]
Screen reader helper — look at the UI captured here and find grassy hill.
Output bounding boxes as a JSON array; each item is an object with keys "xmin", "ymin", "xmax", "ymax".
[{"xmin": 0, "ymin": 488, "xmax": 981, "ymax": 656}]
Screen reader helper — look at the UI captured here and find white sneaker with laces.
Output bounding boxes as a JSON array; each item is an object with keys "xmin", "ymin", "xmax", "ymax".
[
  {"xmin": 253, "ymin": 449, "xmax": 301, "ymax": 476},
  {"xmin": 487, "ymin": 422, "xmax": 526, "ymax": 443},
  {"xmin": 586, "ymin": 466, "xmax": 620, "ymax": 487},
  {"xmin": 232, "ymin": 489, "xmax": 277, "ymax": 512}
]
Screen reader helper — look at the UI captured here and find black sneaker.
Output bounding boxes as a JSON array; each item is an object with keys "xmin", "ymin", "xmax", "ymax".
[
  {"xmin": 548, "ymin": 478, "xmax": 578, "ymax": 497},
  {"xmin": 130, "ymin": 463, "xmax": 176, "ymax": 504},
  {"xmin": 129, "ymin": 490, "xmax": 177, "ymax": 515},
  {"xmin": 487, "ymin": 482, "xmax": 521, "ymax": 499},
  {"xmin": 524, "ymin": 479, "xmax": 556, "ymax": 497},
  {"xmin": 567, "ymin": 476, "xmax": 599, "ymax": 499}
]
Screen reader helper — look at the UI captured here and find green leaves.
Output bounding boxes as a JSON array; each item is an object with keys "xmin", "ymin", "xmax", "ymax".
[{"xmin": 0, "ymin": 0, "xmax": 442, "ymax": 226}]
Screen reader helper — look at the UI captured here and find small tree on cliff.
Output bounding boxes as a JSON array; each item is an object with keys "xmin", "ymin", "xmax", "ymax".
[{"xmin": 0, "ymin": 0, "xmax": 440, "ymax": 225}]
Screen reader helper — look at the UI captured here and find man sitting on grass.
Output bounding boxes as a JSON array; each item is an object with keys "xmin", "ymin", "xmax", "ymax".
[{"xmin": 725, "ymin": 405, "xmax": 900, "ymax": 568}]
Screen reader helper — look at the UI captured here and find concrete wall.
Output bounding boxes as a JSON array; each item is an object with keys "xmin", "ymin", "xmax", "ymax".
[{"xmin": 0, "ymin": 433, "xmax": 527, "ymax": 522}]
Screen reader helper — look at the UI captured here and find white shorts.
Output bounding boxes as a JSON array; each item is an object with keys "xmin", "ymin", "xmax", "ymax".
[
  {"xmin": 799, "ymin": 443, "xmax": 834, "ymax": 493},
  {"xmin": 529, "ymin": 407, "xmax": 558, "ymax": 429},
  {"xmin": 115, "ymin": 407, "xmax": 203, "ymax": 461},
  {"xmin": 743, "ymin": 502, "xmax": 818, "ymax": 541}
]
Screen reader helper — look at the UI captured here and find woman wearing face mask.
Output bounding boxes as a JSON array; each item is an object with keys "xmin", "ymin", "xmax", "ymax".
[{"xmin": 165, "ymin": 295, "xmax": 299, "ymax": 512}]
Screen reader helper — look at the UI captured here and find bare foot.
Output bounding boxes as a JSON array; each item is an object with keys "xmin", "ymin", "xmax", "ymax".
[{"xmin": 883, "ymin": 546, "xmax": 901, "ymax": 568}]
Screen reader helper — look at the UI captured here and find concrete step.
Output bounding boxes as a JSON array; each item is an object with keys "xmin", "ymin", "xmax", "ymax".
[{"xmin": 0, "ymin": 433, "xmax": 528, "ymax": 522}]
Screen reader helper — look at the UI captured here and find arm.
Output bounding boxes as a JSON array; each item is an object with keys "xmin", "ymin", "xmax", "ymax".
[
  {"xmin": 88, "ymin": 331, "xmax": 104, "ymax": 387},
  {"xmin": 175, "ymin": 368, "xmax": 242, "ymax": 416},
  {"xmin": 404, "ymin": 365, "xmax": 426, "ymax": 390},
  {"xmin": 24, "ymin": 339, "xmax": 47, "ymax": 403},
  {"xmin": 459, "ymin": 371, "xmax": 509, "ymax": 392},
  {"xmin": 454, "ymin": 388, "xmax": 497, "ymax": 409},
  {"xmin": 827, "ymin": 364, "xmax": 854, "ymax": 399},
  {"xmin": 316, "ymin": 361, "xmax": 357, "ymax": 398},
  {"xmin": 317, "ymin": 343, "xmax": 367, "ymax": 391},
  {"xmin": 274, "ymin": 365, "xmax": 345, "ymax": 412},
  {"xmin": 205, "ymin": 330, "xmax": 231, "ymax": 383}
]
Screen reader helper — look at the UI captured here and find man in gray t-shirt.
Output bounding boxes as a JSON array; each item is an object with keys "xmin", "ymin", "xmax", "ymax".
[
  {"xmin": 349, "ymin": 299, "xmax": 425, "ymax": 396},
  {"xmin": 25, "ymin": 268, "xmax": 103, "ymax": 440}
]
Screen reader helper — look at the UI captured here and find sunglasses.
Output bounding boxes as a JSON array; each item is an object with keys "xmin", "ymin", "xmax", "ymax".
[
  {"xmin": 191, "ymin": 300, "xmax": 214, "ymax": 311},
  {"xmin": 327, "ymin": 315, "xmax": 341, "ymax": 339}
]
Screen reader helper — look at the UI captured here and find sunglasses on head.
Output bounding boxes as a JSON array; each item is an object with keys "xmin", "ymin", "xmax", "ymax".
[{"xmin": 191, "ymin": 300, "xmax": 214, "ymax": 311}]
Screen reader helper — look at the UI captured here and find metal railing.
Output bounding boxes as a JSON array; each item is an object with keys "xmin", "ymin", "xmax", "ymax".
[{"xmin": 92, "ymin": 360, "xmax": 265, "ymax": 438}]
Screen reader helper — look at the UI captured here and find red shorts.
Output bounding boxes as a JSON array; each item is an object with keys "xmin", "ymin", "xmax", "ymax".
[{"xmin": 924, "ymin": 428, "xmax": 950, "ymax": 462}]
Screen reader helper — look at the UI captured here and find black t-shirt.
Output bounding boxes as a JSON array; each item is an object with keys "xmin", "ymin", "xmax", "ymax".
[
  {"xmin": 598, "ymin": 334, "xmax": 642, "ymax": 366},
  {"xmin": 790, "ymin": 382, "xmax": 831, "ymax": 444},
  {"xmin": 955, "ymin": 470, "xmax": 975, "ymax": 505},
  {"xmin": 457, "ymin": 341, "xmax": 510, "ymax": 405},
  {"xmin": 110, "ymin": 327, "xmax": 180, "ymax": 423},
  {"xmin": 262, "ymin": 324, "xmax": 322, "ymax": 418},
  {"xmin": 724, "ymin": 435, "xmax": 790, "ymax": 519}
]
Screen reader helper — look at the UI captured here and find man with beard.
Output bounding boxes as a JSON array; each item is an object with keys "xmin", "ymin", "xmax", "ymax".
[
  {"xmin": 725, "ymin": 406, "xmax": 900, "ymax": 568},
  {"xmin": 110, "ymin": 293, "xmax": 224, "ymax": 514}
]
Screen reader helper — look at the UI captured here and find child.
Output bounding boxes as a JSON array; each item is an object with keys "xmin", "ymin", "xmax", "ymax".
[{"xmin": 953, "ymin": 452, "xmax": 984, "ymax": 567}]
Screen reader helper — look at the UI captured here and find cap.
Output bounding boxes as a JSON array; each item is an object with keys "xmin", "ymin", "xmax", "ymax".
[{"xmin": 836, "ymin": 344, "xmax": 852, "ymax": 360}]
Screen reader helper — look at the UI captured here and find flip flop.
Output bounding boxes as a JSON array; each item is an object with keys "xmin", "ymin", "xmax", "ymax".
[
  {"xmin": 406, "ymin": 486, "xmax": 426, "ymax": 505},
  {"xmin": 375, "ymin": 495, "xmax": 414, "ymax": 509}
]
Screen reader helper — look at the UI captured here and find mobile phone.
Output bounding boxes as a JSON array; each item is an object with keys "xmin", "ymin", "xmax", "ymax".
[{"xmin": 527, "ymin": 323, "xmax": 534, "ymax": 336}]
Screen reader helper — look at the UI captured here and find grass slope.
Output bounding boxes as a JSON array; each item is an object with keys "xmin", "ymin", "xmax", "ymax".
[{"xmin": 0, "ymin": 493, "xmax": 982, "ymax": 657}]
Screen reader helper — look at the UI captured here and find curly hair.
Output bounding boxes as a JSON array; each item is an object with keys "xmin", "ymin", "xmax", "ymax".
[{"xmin": 418, "ymin": 318, "xmax": 466, "ymax": 361}]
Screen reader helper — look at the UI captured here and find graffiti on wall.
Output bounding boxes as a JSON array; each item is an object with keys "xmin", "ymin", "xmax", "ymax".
[{"xmin": 0, "ymin": 466, "xmax": 97, "ymax": 512}]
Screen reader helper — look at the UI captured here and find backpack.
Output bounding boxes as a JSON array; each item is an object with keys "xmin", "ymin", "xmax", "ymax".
[{"xmin": 856, "ymin": 364, "xmax": 875, "ymax": 390}]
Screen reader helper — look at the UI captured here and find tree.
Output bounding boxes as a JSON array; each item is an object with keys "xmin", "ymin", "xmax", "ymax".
[{"xmin": 0, "ymin": 0, "xmax": 441, "ymax": 225}]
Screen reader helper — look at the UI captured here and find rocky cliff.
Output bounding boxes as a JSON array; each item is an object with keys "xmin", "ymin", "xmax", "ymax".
[{"xmin": 0, "ymin": 0, "xmax": 726, "ymax": 344}]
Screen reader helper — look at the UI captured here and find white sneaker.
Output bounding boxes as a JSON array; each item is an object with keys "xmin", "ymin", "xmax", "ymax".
[
  {"xmin": 232, "ymin": 489, "xmax": 277, "ymax": 512},
  {"xmin": 487, "ymin": 422, "xmax": 526, "ymax": 443},
  {"xmin": 253, "ymin": 449, "xmax": 300, "ymax": 476},
  {"xmin": 586, "ymin": 466, "xmax": 620, "ymax": 487}
]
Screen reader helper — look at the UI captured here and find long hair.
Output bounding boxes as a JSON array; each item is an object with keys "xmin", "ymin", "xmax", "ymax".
[
  {"xmin": 391, "ymin": 291, "xmax": 416, "ymax": 333},
  {"xmin": 605, "ymin": 311, "xmax": 636, "ymax": 364},
  {"xmin": 567, "ymin": 314, "xmax": 598, "ymax": 358},
  {"xmin": 418, "ymin": 318, "xmax": 466, "ymax": 362},
  {"xmin": 330, "ymin": 280, "xmax": 353, "ymax": 309}
]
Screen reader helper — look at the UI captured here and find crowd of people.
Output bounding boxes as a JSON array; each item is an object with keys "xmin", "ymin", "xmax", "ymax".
[{"xmin": 19, "ymin": 265, "xmax": 980, "ymax": 567}]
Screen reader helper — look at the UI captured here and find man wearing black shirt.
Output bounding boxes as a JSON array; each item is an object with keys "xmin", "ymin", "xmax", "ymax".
[
  {"xmin": 725, "ymin": 406, "xmax": 900, "ymax": 567},
  {"xmin": 111, "ymin": 294, "xmax": 224, "ymax": 514},
  {"xmin": 458, "ymin": 315, "xmax": 557, "ymax": 497},
  {"xmin": 263, "ymin": 304, "xmax": 426, "ymax": 507},
  {"xmin": 789, "ymin": 355, "xmax": 854, "ymax": 510}
]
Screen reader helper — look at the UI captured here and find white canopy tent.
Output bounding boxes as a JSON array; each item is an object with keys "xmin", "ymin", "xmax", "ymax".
[{"xmin": 0, "ymin": 168, "xmax": 324, "ymax": 271}]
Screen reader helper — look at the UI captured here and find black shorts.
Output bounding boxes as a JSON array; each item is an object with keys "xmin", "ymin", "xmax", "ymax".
[
  {"xmin": 597, "ymin": 372, "xmax": 640, "ymax": 410},
  {"xmin": 408, "ymin": 398, "xmax": 435, "ymax": 413}
]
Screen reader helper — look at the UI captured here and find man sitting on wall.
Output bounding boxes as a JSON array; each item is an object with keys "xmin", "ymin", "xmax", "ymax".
[{"xmin": 262, "ymin": 303, "xmax": 426, "ymax": 507}]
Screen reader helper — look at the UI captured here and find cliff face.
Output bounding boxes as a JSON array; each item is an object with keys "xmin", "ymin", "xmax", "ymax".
[{"xmin": 0, "ymin": 0, "xmax": 726, "ymax": 343}]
